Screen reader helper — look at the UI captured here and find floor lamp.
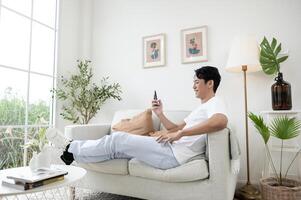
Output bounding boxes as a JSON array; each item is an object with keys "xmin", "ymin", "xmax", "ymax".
[{"xmin": 225, "ymin": 36, "xmax": 262, "ymax": 200}]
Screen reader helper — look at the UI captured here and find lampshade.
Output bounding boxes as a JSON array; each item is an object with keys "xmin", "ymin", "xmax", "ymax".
[{"xmin": 225, "ymin": 35, "xmax": 261, "ymax": 73}]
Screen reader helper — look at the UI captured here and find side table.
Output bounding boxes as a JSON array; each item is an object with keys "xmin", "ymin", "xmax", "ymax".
[{"xmin": 0, "ymin": 165, "xmax": 86, "ymax": 200}]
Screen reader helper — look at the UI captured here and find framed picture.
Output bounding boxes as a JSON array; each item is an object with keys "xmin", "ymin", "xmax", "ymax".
[
  {"xmin": 143, "ymin": 33, "xmax": 166, "ymax": 68},
  {"xmin": 181, "ymin": 26, "xmax": 208, "ymax": 64}
]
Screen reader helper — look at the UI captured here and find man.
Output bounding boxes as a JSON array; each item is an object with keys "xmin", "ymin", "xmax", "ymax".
[{"xmin": 46, "ymin": 66, "xmax": 228, "ymax": 169}]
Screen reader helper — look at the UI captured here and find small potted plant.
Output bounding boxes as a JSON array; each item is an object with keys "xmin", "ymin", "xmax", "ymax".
[
  {"xmin": 248, "ymin": 112, "xmax": 301, "ymax": 200},
  {"xmin": 259, "ymin": 37, "xmax": 292, "ymax": 110}
]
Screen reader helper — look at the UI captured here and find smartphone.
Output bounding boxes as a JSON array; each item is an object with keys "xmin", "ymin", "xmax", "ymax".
[{"xmin": 153, "ymin": 90, "xmax": 158, "ymax": 100}]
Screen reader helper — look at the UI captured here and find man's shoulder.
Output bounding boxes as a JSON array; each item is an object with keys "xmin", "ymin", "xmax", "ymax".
[{"xmin": 210, "ymin": 96, "xmax": 226, "ymax": 105}]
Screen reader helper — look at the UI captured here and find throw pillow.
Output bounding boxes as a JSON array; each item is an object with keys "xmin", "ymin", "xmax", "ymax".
[{"xmin": 112, "ymin": 109, "xmax": 154, "ymax": 135}]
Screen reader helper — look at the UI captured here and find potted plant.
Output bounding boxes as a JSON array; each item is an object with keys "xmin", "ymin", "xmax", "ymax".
[
  {"xmin": 248, "ymin": 112, "xmax": 301, "ymax": 200},
  {"xmin": 259, "ymin": 37, "xmax": 292, "ymax": 110},
  {"xmin": 53, "ymin": 60, "xmax": 122, "ymax": 124}
]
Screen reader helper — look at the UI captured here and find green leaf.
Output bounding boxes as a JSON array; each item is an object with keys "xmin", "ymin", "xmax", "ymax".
[
  {"xmin": 270, "ymin": 116, "xmax": 301, "ymax": 140},
  {"xmin": 248, "ymin": 112, "xmax": 270, "ymax": 144},
  {"xmin": 260, "ymin": 56, "xmax": 275, "ymax": 64},
  {"xmin": 271, "ymin": 38, "xmax": 277, "ymax": 51},
  {"xmin": 261, "ymin": 37, "xmax": 269, "ymax": 46},
  {"xmin": 259, "ymin": 37, "xmax": 288, "ymax": 76},
  {"xmin": 274, "ymin": 43, "xmax": 282, "ymax": 56},
  {"xmin": 261, "ymin": 63, "xmax": 278, "ymax": 75},
  {"xmin": 261, "ymin": 38, "xmax": 274, "ymax": 55},
  {"xmin": 277, "ymin": 56, "xmax": 288, "ymax": 64},
  {"xmin": 260, "ymin": 50, "xmax": 275, "ymax": 61}
]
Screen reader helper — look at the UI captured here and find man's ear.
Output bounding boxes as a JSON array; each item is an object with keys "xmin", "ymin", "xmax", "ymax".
[{"xmin": 207, "ymin": 80, "xmax": 214, "ymax": 89}]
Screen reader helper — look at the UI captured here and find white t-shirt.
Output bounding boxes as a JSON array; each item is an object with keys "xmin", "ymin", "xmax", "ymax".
[{"xmin": 171, "ymin": 96, "xmax": 228, "ymax": 164}]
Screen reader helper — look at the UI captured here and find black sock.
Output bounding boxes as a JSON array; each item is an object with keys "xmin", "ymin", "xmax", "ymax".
[{"xmin": 60, "ymin": 143, "xmax": 74, "ymax": 165}]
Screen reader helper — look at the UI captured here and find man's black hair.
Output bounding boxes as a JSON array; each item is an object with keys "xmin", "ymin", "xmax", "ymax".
[{"xmin": 194, "ymin": 66, "xmax": 221, "ymax": 93}]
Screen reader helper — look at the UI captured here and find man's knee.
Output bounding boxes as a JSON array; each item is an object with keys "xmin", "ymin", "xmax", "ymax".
[
  {"xmin": 109, "ymin": 132, "xmax": 129, "ymax": 153},
  {"xmin": 110, "ymin": 131, "xmax": 128, "ymax": 142}
]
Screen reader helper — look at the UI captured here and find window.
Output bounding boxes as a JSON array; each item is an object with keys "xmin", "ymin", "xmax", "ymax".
[{"xmin": 0, "ymin": 0, "xmax": 59, "ymax": 169}]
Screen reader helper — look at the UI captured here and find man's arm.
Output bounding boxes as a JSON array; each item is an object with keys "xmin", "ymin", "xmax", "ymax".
[
  {"xmin": 156, "ymin": 113, "xmax": 186, "ymax": 131},
  {"xmin": 180, "ymin": 113, "xmax": 227, "ymax": 136},
  {"xmin": 156, "ymin": 113, "xmax": 227, "ymax": 143},
  {"xmin": 152, "ymin": 99, "xmax": 186, "ymax": 131}
]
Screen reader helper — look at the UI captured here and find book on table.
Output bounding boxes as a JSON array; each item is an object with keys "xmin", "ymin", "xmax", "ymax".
[
  {"xmin": 2, "ymin": 175, "xmax": 65, "ymax": 190},
  {"xmin": 1, "ymin": 167, "xmax": 68, "ymax": 190},
  {"xmin": 6, "ymin": 167, "xmax": 68, "ymax": 183}
]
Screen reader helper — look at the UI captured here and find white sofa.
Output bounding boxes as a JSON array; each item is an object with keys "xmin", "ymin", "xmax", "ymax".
[{"xmin": 65, "ymin": 110, "xmax": 237, "ymax": 200}]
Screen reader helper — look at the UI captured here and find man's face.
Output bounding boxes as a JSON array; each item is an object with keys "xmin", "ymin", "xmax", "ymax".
[{"xmin": 193, "ymin": 76, "xmax": 213, "ymax": 99}]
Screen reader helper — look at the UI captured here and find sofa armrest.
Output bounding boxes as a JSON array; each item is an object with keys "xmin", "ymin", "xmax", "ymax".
[
  {"xmin": 207, "ymin": 128, "xmax": 231, "ymax": 181},
  {"xmin": 65, "ymin": 123, "xmax": 111, "ymax": 140}
]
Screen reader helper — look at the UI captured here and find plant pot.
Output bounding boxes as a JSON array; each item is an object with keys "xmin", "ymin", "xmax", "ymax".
[
  {"xmin": 271, "ymin": 72, "xmax": 292, "ymax": 110},
  {"xmin": 260, "ymin": 177, "xmax": 301, "ymax": 200}
]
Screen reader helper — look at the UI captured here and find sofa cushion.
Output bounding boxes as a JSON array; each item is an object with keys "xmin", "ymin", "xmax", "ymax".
[
  {"xmin": 111, "ymin": 109, "xmax": 161, "ymax": 133},
  {"xmin": 77, "ymin": 159, "xmax": 128, "ymax": 175},
  {"xmin": 112, "ymin": 109, "xmax": 154, "ymax": 135},
  {"xmin": 128, "ymin": 158, "xmax": 209, "ymax": 182}
]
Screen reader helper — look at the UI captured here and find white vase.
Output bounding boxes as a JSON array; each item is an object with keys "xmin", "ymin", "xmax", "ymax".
[
  {"xmin": 29, "ymin": 146, "xmax": 52, "ymax": 171},
  {"xmin": 36, "ymin": 146, "xmax": 51, "ymax": 169},
  {"xmin": 29, "ymin": 151, "xmax": 38, "ymax": 171}
]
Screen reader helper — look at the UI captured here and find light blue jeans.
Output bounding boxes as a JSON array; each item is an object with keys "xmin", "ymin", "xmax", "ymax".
[{"xmin": 68, "ymin": 131, "xmax": 180, "ymax": 169}]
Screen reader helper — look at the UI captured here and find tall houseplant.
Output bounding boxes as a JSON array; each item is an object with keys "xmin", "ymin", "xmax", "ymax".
[
  {"xmin": 248, "ymin": 112, "xmax": 301, "ymax": 199},
  {"xmin": 259, "ymin": 37, "xmax": 292, "ymax": 110},
  {"xmin": 53, "ymin": 60, "xmax": 122, "ymax": 124}
]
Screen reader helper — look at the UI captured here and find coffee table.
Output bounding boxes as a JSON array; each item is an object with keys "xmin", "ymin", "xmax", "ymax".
[{"xmin": 0, "ymin": 165, "xmax": 86, "ymax": 200}]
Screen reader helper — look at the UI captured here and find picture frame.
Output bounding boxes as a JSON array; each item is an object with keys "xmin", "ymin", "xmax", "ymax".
[
  {"xmin": 143, "ymin": 33, "xmax": 166, "ymax": 68},
  {"xmin": 181, "ymin": 26, "xmax": 208, "ymax": 64}
]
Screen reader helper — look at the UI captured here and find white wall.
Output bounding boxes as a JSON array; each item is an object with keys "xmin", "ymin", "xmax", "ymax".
[
  {"xmin": 56, "ymin": 0, "xmax": 93, "ymax": 130},
  {"xmin": 57, "ymin": 0, "xmax": 301, "ymax": 184}
]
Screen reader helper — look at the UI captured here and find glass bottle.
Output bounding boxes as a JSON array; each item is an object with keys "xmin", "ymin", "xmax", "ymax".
[{"xmin": 271, "ymin": 72, "xmax": 292, "ymax": 110}]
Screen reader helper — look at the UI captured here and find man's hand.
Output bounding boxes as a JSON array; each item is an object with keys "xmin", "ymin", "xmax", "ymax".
[
  {"xmin": 152, "ymin": 99, "xmax": 163, "ymax": 116},
  {"xmin": 156, "ymin": 130, "xmax": 183, "ymax": 144},
  {"xmin": 149, "ymin": 130, "xmax": 168, "ymax": 137}
]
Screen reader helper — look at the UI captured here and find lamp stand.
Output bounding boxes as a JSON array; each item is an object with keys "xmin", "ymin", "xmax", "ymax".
[{"xmin": 236, "ymin": 65, "xmax": 261, "ymax": 200}]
